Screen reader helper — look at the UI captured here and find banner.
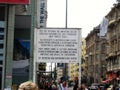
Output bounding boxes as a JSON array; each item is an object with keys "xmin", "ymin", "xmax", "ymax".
[{"xmin": 0, "ymin": 0, "xmax": 29, "ymax": 4}]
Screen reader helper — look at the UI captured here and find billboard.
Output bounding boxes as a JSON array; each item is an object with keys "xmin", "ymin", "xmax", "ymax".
[
  {"xmin": 0, "ymin": 0, "xmax": 29, "ymax": 4},
  {"xmin": 34, "ymin": 28, "xmax": 81, "ymax": 63}
]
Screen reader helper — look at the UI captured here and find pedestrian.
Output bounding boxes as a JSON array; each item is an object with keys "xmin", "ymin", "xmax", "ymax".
[
  {"xmin": 18, "ymin": 81, "xmax": 38, "ymax": 90},
  {"xmin": 73, "ymin": 80, "xmax": 78, "ymax": 90},
  {"xmin": 57, "ymin": 79, "xmax": 63, "ymax": 90},
  {"xmin": 62, "ymin": 81, "xmax": 68, "ymax": 90},
  {"xmin": 46, "ymin": 82, "xmax": 52, "ymax": 90},
  {"xmin": 51, "ymin": 82, "xmax": 57, "ymax": 90},
  {"xmin": 79, "ymin": 83, "xmax": 88, "ymax": 90}
]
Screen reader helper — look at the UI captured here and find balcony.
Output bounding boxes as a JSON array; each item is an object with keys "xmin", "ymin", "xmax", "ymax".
[
  {"xmin": 89, "ymin": 52, "xmax": 93, "ymax": 55},
  {"xmin": 0, "ymin": 21, "xmax": 5, "ymax": 28},
  {"xmin": 108, "ymin": 53, "xmax": 114, "ymax": 57},
  {"xmin": 108, "ymin": 19, "xmax": 116, "ymax": 28},
  {"xmin": 85, "ymin": 54, "xmax": 89, "ymax": 58}
]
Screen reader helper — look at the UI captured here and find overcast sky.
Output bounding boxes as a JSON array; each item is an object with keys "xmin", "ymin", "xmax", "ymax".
[{"xmin": 47, "ymin": 0, "xmax": 116, "ymax": 38}]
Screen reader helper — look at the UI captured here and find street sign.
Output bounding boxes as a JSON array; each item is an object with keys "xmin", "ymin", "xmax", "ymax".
[
  {"xmin": 0, "ymin": 0, "xmax": 29, "ymax": 4},
  {"xmin": 34, "ymin": 28, "xmax": 81, "ymax": 63}
]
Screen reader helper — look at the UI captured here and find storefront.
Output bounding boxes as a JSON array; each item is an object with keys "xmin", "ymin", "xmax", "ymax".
[{"xmin": 0, "ymin": 0, "xmax": 30, "ymax": 89}]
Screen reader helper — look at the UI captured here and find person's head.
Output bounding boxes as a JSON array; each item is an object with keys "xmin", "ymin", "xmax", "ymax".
[
  {"xmin": 18, "ymin": 81, "xmax": 38, "ymax": 90},
  {"xmin": 81, "ymin": 83, "xmax": 86, "ymax": 89},
  {"xmin": 58, "ymin": 78, "xmax": 62, "ymax": 84},
  {"xmin": 62, "ymin": 81, "xmax": 67, "ymax": 87}
]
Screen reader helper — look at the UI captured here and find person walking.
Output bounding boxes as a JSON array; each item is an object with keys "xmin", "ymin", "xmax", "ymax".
[
  {"xmin": 62, "ymin": 81, "xmax": 68, "ymax": 90},
  {"xmin": 52, "ymin": 82, "xmax": 57, "ymax": 90},
  {"xmin": 73, "ymin": 80, "xmax": 78, "ymax": 90},
  {"xmin": 79, "ymin": 83, "xmax": 88, "ymax": 90},
  {"xmin": 58, "ymin": 79, "xmax": 63, "ymax": 90}
]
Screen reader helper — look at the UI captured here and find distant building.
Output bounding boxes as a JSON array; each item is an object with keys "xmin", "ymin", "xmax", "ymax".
[
  {"xmin": 85, "ymin": 26, "xmax": 107, "ymax": 84},
  {"xmin": 69, "ymin": 63, "xmax": 79, "ymax": 81},
  {"xmin": 106, "ymin": 3, "xmax": 120, "ymax": 81},
  {"xmin": 81, "ymin": 38, "xmax": 87, "ymax": 83},
  {"xmin": 0, "ymin": 0, "xmax": 47, "ymax": 89}
]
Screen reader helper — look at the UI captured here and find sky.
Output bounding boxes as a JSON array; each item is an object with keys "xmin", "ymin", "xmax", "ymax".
[{"xmin": 47, "ymin": 0, "xmax": 117, "ymax": 38}]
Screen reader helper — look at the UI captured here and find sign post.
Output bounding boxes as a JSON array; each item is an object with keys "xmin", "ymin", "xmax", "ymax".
[{"xmin": 34, "ymin": 28, "xmax": 81, "ymax": 85}]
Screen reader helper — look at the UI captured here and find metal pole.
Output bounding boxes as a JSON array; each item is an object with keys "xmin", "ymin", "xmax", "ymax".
[
  {"xmin": 65, "ymin": 0, "xmax": 68, "ymax": 28},
  {"xmin": 55, "ymin": 63, "xmax": 57, "ymax": 80},
  {"xmin": 51, "ymin": 63, "xmax": 52, "ymax": 78},
  {"xmin": 63, "ymin": 0, "xmax": 68, "ymax": 79},
  {"xmin": 33, "ymin": 29, "xmax": 37, "ymax": 83},
  {"xmin": 79, "ymin": 30, "xmax": 82, "ymax": 87}
]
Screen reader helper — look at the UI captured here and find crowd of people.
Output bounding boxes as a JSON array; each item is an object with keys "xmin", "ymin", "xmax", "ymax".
[
  {"xmin": 17, "ymin": 78, "xmax": 120, "ymax": 90},
  {"xmin": 17, "ymin": 79, "xmax": 68, "ymax": 90},
  {"xmin": 17, "ymin": 78, "xmax": 90, "ymax": 90}
]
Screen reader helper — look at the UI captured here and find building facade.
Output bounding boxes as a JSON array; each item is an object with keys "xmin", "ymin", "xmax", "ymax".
[
  {"xmin": 0, "ymin": 0, "xmax": 48, "ymax": 89},
  {"xmin": 85, "ymin": 26, "xmax": 107, "ymax": 84},
  {"xmin": 81, "ymin": 38, "xmax": 87, "ymax": 82},
  {"xmin": 69, "ymin": 63, "xmax": 79, "ymax": 81},
  {"xmin": 106, "ymin": 3, "xmax": 120, "ymax": 82}
]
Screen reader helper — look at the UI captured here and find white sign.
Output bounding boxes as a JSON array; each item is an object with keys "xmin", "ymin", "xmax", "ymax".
[{"xmin": 34, "ymin": 28, "xmax": 81, "ymax": 63}]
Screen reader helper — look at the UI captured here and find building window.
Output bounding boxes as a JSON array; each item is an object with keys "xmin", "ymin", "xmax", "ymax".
[
  {"xmin": 96, "ymin": 43, "xmax": 99, "ymax": 50},
  {"xmin": 101, "ymin": 54, "xmax": 105, "ymax": 61},
  {"xmin": 96, "ymin": 54, "xmax": 99, "ymax": 61},
  {"xmin": 0, "ymin": 35, "xmax": 4, "ymax": 40},
  {"xmin": 0, "ymin": 44, "xmax": 3, "ymax": 49},
  {"xmin": 95, "ymin": 65, "xmax": 99, "ymax": 73},
  {"xmin": 0, "ymin": 61, "xmax": 2, "ymax": 65},
  {"xmin": 102, "ymin": 44, "xmax": 106, "ymax": 51},
  {"xmin": 97, "ymin": 33, "xmax": 100, "ymax": 36},
  {"xmin": 0, "ymin": 28, "xmax": 4, "ymax": 33},
  {"xmin": 0, "ymin": 6, "xmax": 5, "ymax": 21}
]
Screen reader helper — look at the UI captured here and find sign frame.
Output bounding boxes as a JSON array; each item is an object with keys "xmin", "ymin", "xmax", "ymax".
[{"xmin": 34, "ymin": 28, "xmax": 81, "ymax": 63}]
